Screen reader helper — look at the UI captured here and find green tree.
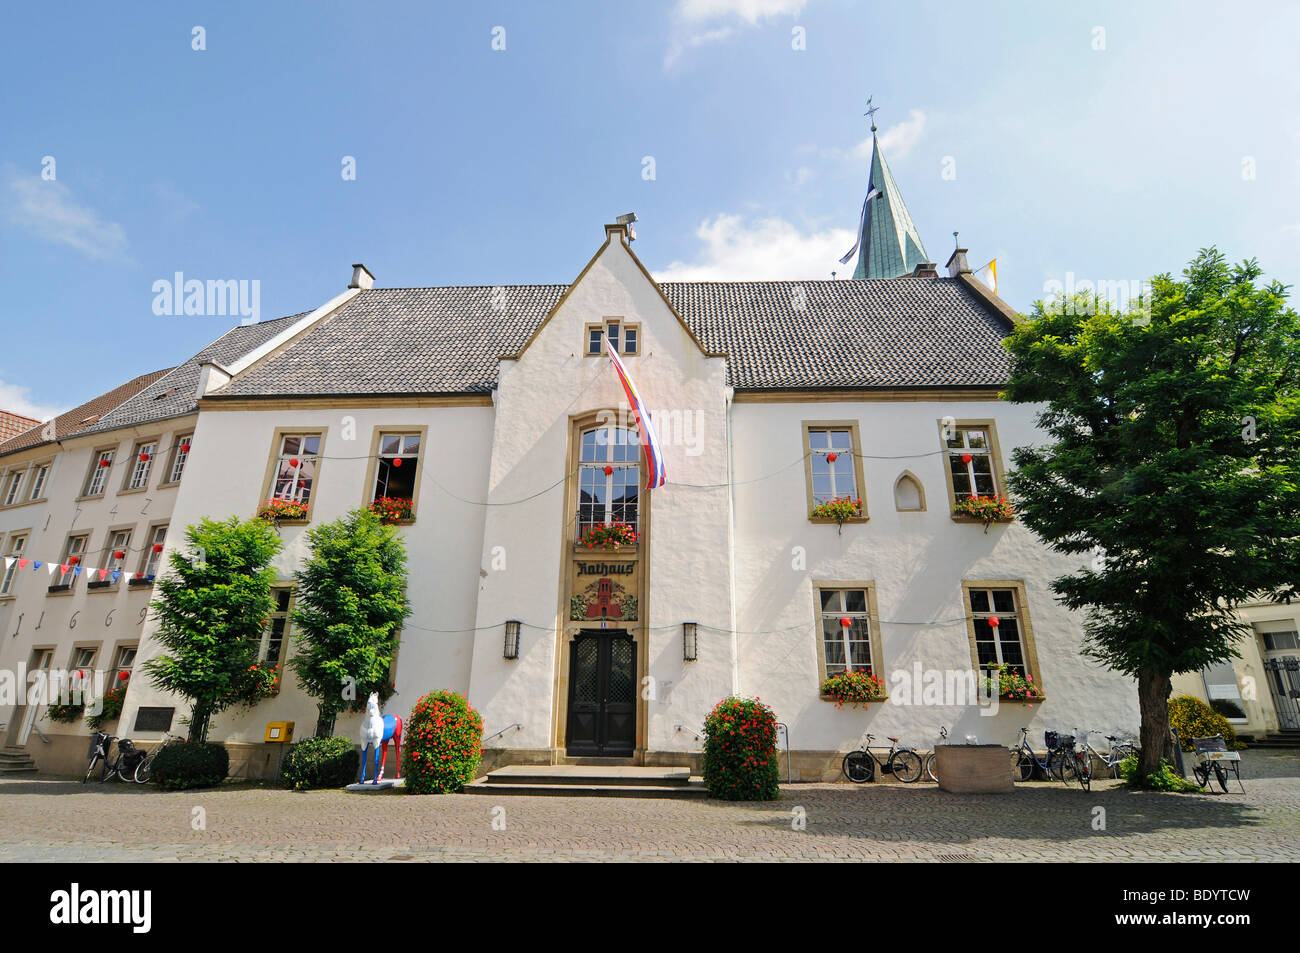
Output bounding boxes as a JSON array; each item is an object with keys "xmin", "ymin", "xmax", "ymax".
[
  {"xmin": 143, "ymin": 517, "xmax": 283, "ymax": 742},
  {"xmin": 289, "ymin": 509, "xmax": 410, "ymax": 736},
  {"xmin": 1002, "ymin": 249, "xmax": 1300, "ymax": 778}
]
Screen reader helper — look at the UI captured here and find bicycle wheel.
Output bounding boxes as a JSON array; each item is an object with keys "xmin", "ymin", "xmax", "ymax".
[
  {"xmin": 1212, "ymin": 762, "xmax": 1229, "ymax": 794},
  {"xmin": 842, "ymin": 751, "xmax": 875, "ymax": 784},
  {"xmin": 1056, "ymin": 752, "xmax": 1078, "ymax": 786},
  {"xmin": 1109, "ymin": 746, "xmax": 1137, "ymax": 778},
  {"xmin": 1075, "ymin": 754, "xmax": 1091, "ymax": 791},
  {"xmin": 100, "ymin": 760, "xmax": 121, "ymax": 782},
  {"xmin": 1193, "ymin": 764, "xmax": 1209, "ymax": 788},
  {"xmin": 890, "ymin": 750, "xmax": 923, "ymax": 783},
  {"xmin": 1012, "ymin": 750, "xmax": 1035, "ymax": 782},
  {"xmin": 926, "ymin": 752, "xmax": 938, "ymax": 783},
  {"xmin": 134, "ymin": 755, "xmax": 154, "ymax": 784}
]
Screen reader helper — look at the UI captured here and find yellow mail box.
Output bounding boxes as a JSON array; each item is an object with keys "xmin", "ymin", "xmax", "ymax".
[{"xmin": 264, "ymin": 721, "xmax": 295, "ymax": 744}]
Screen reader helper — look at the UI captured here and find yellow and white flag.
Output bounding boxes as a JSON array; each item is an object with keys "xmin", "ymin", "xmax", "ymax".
[{"xmin": 973, "ymin": 259, "xmax": 997, "ymax": 295}]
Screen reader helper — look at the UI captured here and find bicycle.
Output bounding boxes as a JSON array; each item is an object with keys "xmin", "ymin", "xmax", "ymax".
[
  {"xmin": 925, "ymin": 726, "xmax": 948, "ymax": 782},
  {"xmin": 83, "ymin": 733, "xmax": 146, "ymax": 782},
  {"xmin": 83, "ymin": 731, "xmax": 115, "ymax": 783},
  {"xmin": 133, "ymin": 731, "xmax": 183, "ymax": 784},
  {"xmin": 842, "ymin": 732, "xmax": 923, "ymax": 783},
  {"xmin": 1009, "ymin": 727, "xmax": 1080, "ymax": 785},
  {"xmin": 1076, "ymin": 729, "xmax": 1140, "ymax": 783}
]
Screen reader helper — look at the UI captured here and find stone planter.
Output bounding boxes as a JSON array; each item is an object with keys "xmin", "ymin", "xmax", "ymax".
[{"xmin": 935, "ymin": 744, "xmax": 1014, "ymax": 793}]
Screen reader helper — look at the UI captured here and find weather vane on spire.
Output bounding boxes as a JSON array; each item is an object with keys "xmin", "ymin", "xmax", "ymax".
[{"xmin": 864, "ymin": 96, "xmax": 880, "ymax": 132}]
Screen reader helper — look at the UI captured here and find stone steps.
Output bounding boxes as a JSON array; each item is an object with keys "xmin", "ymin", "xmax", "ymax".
[
  {"xmin": 0, "ymin": 748, "xmax": 38, "ymax": 774},
  {"xmin": 464, "ymin": 764, "xmax": 707, "ymax": 799}
]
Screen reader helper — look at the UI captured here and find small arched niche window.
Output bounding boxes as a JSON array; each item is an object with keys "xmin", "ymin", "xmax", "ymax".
[{"xmin": 893, "ymin": 471, "xmax": 926, "ymax": 512}]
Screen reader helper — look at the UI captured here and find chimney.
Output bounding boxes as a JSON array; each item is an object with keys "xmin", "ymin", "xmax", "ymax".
[
  {"xmin": 349, "ymin": 263, "xmax": 375, "ymax": 290},
  {"xmin": 911, "ymin": 262, "xmax": 939, "ymax": 278},
  {"xmin": 946, "ymin": 248, "xmax": 971, "ymax": 277}
]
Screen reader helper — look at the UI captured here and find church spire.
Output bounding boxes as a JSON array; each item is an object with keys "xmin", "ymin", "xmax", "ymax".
[{"xmin": 838, "ymin": 100, "xmax": 929, "ymax": 279}]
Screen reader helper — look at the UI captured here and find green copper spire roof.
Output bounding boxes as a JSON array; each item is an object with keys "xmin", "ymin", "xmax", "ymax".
[{"xmin": 849, "ymin": 131, "xmax": 929, "ymax": 279}]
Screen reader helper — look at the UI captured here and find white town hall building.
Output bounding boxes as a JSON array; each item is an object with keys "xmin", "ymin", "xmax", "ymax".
[{"xmin": 11, "ymin": 130, "xmax": 1237, "ymax": 780}]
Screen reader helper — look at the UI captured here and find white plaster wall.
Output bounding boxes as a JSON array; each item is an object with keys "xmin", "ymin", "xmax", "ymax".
[
  {"xmin": 0, "ymin": 423, "xmax": 190, "ymax": 741},
  {"xmin": 119, "ymin": 404, "xmax": 495, "ymax": 743},
  {"xmin": 468, "ymin": 233, "xmax": 734, "ymax": 751},
  {"xmin": 729, "ymin": 399, "xmax": 1141, "ymax": 755}
]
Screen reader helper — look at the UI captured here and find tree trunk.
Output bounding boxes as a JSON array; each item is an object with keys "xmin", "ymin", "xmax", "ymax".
[
  {"xmin": 315, "ymin": 705, "xmax": 337, "ymax": 738},
  {"xmin": 188, "ymin": 704, "xmax": 212, "ymax": 744},
  {"xmin": 1137, "ymin": 667, "xmax": 1173, "ymax": 778}
]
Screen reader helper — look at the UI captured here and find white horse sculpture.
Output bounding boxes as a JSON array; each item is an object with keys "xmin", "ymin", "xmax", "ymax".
[{"xmin": 359, "ymin": 692, "xmax": 402, "ymax": 783}]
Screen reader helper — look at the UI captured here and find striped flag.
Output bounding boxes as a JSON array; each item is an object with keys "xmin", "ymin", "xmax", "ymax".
[
  {"xmin": 974, "ymin": 258, "xmax": 998, "ymax": 295},
  {"xmin": 605, "ymin": 338, "xmax": 666, "ymax": 489}
]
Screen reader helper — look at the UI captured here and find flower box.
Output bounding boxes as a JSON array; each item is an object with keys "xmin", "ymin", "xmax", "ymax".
[
  {"xmin": 819, "ymin": 669, "xmax": 886, "ymax": 708},
  {"xmin": 368, "ymin": 496, "xmax": 414, "ymax": 524},
  {"xmin": 952, "ymin": 495, "xmax": 1015, "ymax": 531},
  {"xmin": 257, "ymin": 498, "xmax": 309, "ymax": 524},
  {"xmin": 980, "ymin": 663, "xmax": 1044, "ymax": 703},
  {"xmin": 809, "ymin": 496, "xmax": 865, "ymax": 533},
  {"xmin": 578, "ymin": 522, "xmax": 639, "ymax": 551}
]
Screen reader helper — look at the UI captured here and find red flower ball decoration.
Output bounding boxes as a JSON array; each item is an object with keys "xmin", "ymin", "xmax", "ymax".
[
  {"xmin": 113, "ymin": 550, "xmax": 124, "ymax": 560},
  {"xmin": 180, "ymin": 443, "xmax": 191, "ymax": 453},
  {"xmin": 139, "ymin": 452, "xmax": 149, "ymax": 462},
  {"xmin": 961, "ymin": 453, "xmax": 973, "ymax": 464},
  {"xmin": 604, "ymin": 465, "xmax": 613, "ymax": 476},
  {"xmin": 99, "ymin": 458, "xmax": 111, "ymax": 467},
  {"xmin": 152, "ymin": 543, "xmax": 163, "ymax": 553},
  {"xmin": 75, "ymin": 670, "xmax": 84, "ymax": 679},
  {"xmin": 289, "ymin": 457, "xmax": 299, "ymax": 468},
  {"xmin": 392, "ymin": 457, "xmax": 402, "ymax": 468},
  {"xmin": 827, "ymin": 452, "xmax": 838, "ymax": 463},
  {"xmin": 69, "ymin": 555, "xmax": 80, "ymax": 564},
  {"xmin": 117, "ymin": 671, "xmax": 129, "ymax": 682},
  {"xmin": 988, "ymin": 616, "xmax": 1000, "ymax": 628},
  {"xmin": 840, "ymin": 617, "xmax": 852, "ymax": 627}
]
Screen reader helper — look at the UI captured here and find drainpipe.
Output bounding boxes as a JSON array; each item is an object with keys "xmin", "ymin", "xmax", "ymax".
[{"xmin": 725, "ymin": 386, "xmax": 739, "ymax": 695}]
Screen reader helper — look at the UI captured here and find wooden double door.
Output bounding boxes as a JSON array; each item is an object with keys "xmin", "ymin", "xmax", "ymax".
[{"xmin": 566, "ymin": 630, "xmax": 636, "ymax": 757}]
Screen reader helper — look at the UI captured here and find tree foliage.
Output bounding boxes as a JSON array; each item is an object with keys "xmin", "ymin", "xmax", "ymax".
[
  {"xmin": 288, "ymin": 508, "xmax": 410, "ymax": 736},
  {"xmin": 143, "ymin": 517, "xmax": 283, "ymax": 742},
  {"xmin": 1003, "ymin": 249, "xmax": 1300, "ymax": 774}
]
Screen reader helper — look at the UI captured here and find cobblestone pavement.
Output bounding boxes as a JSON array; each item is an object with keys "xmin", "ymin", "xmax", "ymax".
[{"xmin": 2, "ymin": 750, "xmax": 1297, "ymax": 862}]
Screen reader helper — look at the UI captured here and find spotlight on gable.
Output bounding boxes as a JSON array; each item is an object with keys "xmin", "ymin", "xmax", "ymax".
[{"xmin": 616, "ymin": 212, "xmax": 638, "ymax": 241}]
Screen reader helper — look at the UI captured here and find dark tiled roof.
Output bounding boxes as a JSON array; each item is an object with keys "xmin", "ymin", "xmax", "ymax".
[
  {"xmin": 214, "ymin": 278, "xmax": 1015, "ymax": 398},
  {"xmin": 0, "ymin": 369, "xmax": 174, "ymax": 457},
  {"xmin": 78, "ymin": 316, "xmax": 302, "ymax": 434}
]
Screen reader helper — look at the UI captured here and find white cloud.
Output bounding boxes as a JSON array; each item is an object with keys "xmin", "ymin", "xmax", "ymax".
[
  {"xmin": 854, "ymin": 109, "xmax": 926, "ymax": 160},
  {"xmin": 2, "ymin": 167, "xmax": 128, "ymax": 261},
  {"xmin": 654, "ymin": 214, "xmax": 855, "ymax": 281},
  {"xmin": 665, "ymin": 0, "xmax": 808, "ymax": 69},
  {"xmin": 0, "ymin": 378, "xmax": 67, "ymax": 425}
]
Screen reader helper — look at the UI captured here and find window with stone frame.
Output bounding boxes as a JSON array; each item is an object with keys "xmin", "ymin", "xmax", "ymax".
[
  {"xmin": 259, "ymin": 589, "xmax": 293, "ymax": 676},
  {"xmin": 0, "ymin": 534, "xmax": 26, "ymax": 595},
  {"xmin": 945, "ymin": 425, "xmax": 998, "ymax": 500},
  {"xmin": 269, "ymin": 433, "xmax": 321, "ymax": 504},
  {"xmin": 140, "ymin": 525, "xmax": 168, "ymax": 579},
  {"xmin": 166, "ymin": 434, "xmax": 193, "ymax": 484},
  {"xmin": 818, "ymin": 587, "xmax": 873, "ymax": 677},
  {"xmin": 969, "ymin": 587, "xmax": 1029, "ymax": 677},
  {"xmin": 2, "ymin": 469, "xmax": 22, "ymax": 506},
  {"xmin": 576, "ymin": 425, "xmax": 640, "ymax": 540},
  {"xmin": 372, "ymin": 433, "xmax": 420, "ymax": 506},
  {"xmin": 84, "ymin": 448, "xmax": 116, "ymax": 497},
  {"xmin": 125, "ymin": 440, "xmax": 157, "ymax": 491},
  {"xmin": 28, "ymin": 463, "xmax": 49, "ymax": 501},
  {"xmin": 54, "ymin": 534, "xmax": 89, "ymax": 588},
  {"xmin": 101, "ymin": 529, "xmax": 132, "ymax": 580}
]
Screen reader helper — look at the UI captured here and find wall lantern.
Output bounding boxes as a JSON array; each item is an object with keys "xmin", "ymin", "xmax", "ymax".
[
  {"xmin": 503, "ymin": 620, "xmax": 521, "ymax": 660},
  {"xmin": 683, "ymin": 622, "xmax": 699, "ymax": 662}
]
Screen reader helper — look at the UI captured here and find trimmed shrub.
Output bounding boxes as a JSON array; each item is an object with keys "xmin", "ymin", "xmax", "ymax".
[
  {"xmin": 280, "ymin": 736, "xmax": 360, "ymax": 790},
  {"xmin": 403, "ymin": 690, "xmax": 483, "ymax": 794},
  {"xmin": 702, "ymin": 696, "xmax": 780, "ymax": 801},
  {"xmin": 149, "ymin": 741, "xmax": 229, "ymax": 791},
  {"xmin": 1169, "ymin": 695, "xmax": 1243, "ymax": 751}
]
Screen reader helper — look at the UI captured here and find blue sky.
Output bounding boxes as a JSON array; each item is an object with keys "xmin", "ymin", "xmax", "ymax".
[{"xmin": 2, "ymin": 1, "xmax": 1297, "ymax": 419}]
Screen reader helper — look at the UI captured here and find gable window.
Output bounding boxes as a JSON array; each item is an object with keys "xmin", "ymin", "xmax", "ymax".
[
  {"xmin": 84, "ymin": 449, "xmax": 116, "ymax": 497},
  {"xmin": 165, "ymin": 435, "xmax": 192, "ymax": 484},
  {"xmin": 803, "ymin": 422, "xmax": 867, "ymax": 519},
  {"xmin": 28, "ymin": 464, "xmax": 49, "ymax": 501},
  {"xmin": 586, "ymin": 320, "xmax": 639, "ymax": 356},
  {"xmin": 53, "ymin": 534, "xmax": 89, "ymax": 590},
  {"xmin": 269, "ymin": 433, "xmax": 321, "ymax": 504},
  {"xmin": 125, "ymin": 440, "xmax": 157, "ymax": 491},
  {"xmin": 2, "ymin": 470, "xmax": 22, "ymax": 506},
  {"xmin": 964, "ymin": 584, "xmax": 1041, "ymax": 685},
  {"xmin": 944, "ymin": 424, "xmax": 999, "ymax": 500},
  {"xmin": 816, "ymin": 586, "xmax": 880, "ymax": 678},
  {"xmin": 372, "ymin": 432, "xmax": 420, "ymax": 508},
  {"xmin": 140, "ymin": 525, "xmax": 167, "ymax": 579},
  {"xmin": 577, "ymin": 425, "xmax": 640, "ymax": 540},
  {"xmin": 0, "ymin": 534, "xmax": 26, "ymax": 595}
]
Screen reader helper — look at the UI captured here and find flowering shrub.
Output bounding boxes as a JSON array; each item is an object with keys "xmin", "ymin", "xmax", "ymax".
[
  {"xmin": 46, "ymin": 702, "xmax": 84, "ymax": 724},
  {"xmin": 1169, "ymin": 695, "xmax": 1244, "ymax": 751},
  {"xmin": 369, "ymin": 496, "xmax": 414, "ymax": 524},
  {"xmin": 953, "ymin": 494, "xmax": 1015, "ymax": 530},
  {"xmin": 86, "ymin": 685, "xmax": 127, "ymax": 730},
  {"xmin": 242, "ymin": 663, "xmax": 281, "ymax": 704},
  {"xmin": 403, "ymin": 690, "xmax": 484, "ymax": 794},
  {"xmin": 257, "ymin": 498, "xmax": 309, "ymax": 523},
  {"xmin": 579, "ymin": 522, "xmax": 638, "ymax": 550},
  {"xmin": 702, "ymin": 696, "xmax": 780, "ymax": 801},
  {"xmin": 980, "ymin": 663, "xmax": 1044, "ymax": 702},
  {"xmin": 809, "ymin": 495, "xmax": 863, "ymax": 527},
  {"xmin": 820, "ymin": 669, "xmax": 885, "ymax": 708}
]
